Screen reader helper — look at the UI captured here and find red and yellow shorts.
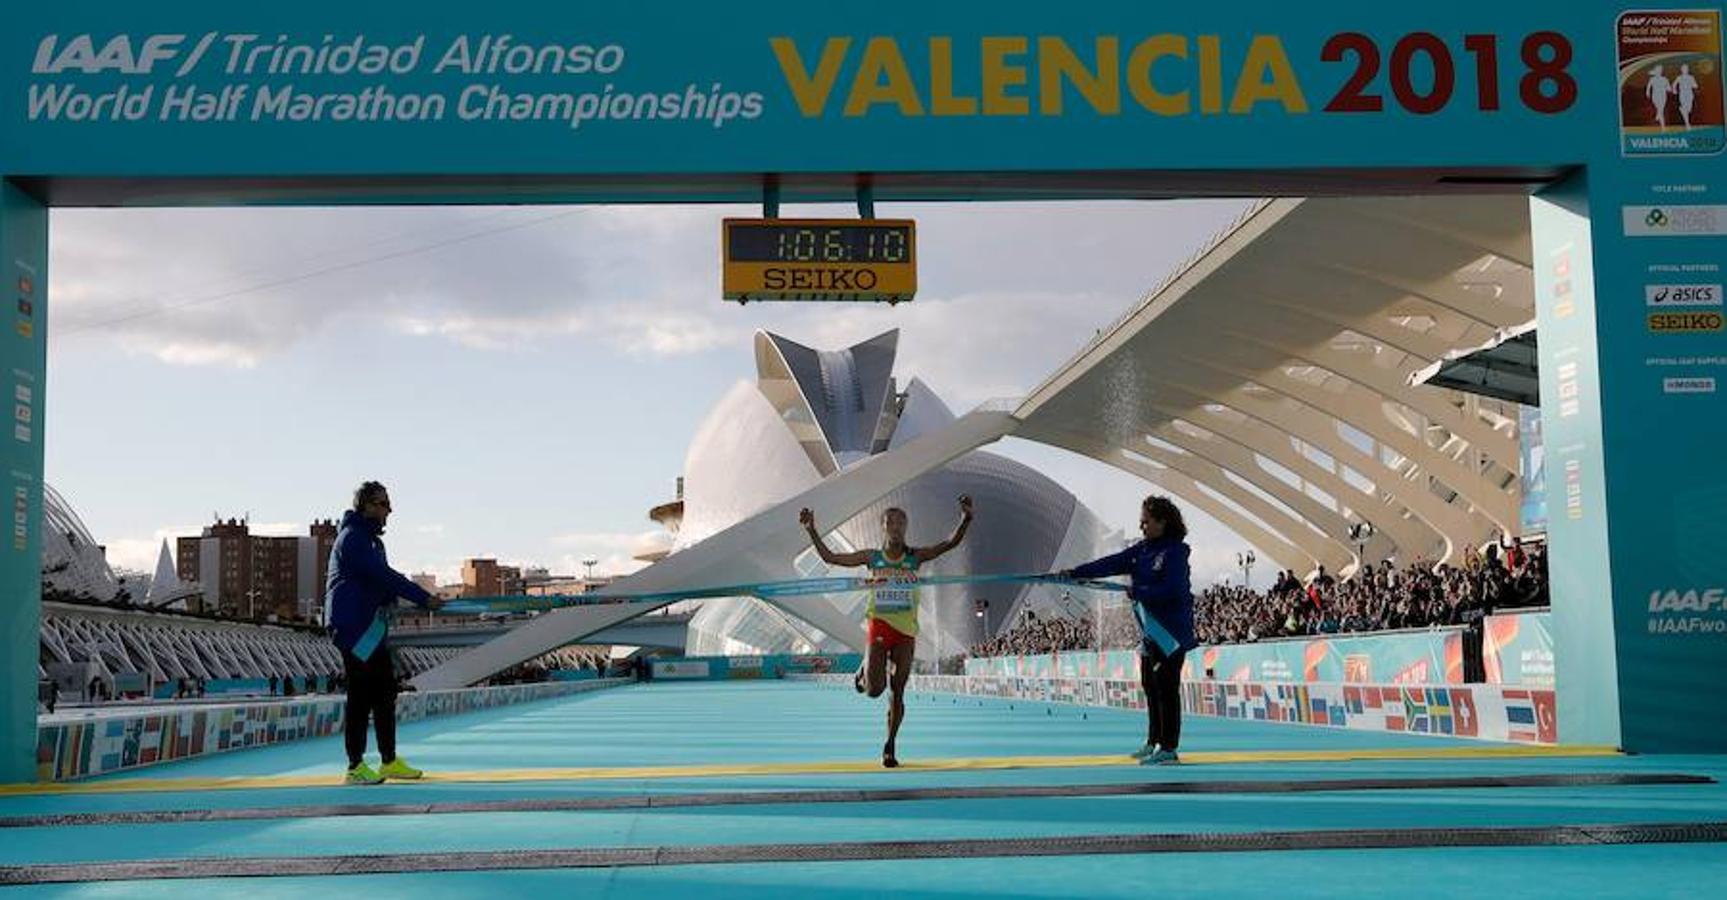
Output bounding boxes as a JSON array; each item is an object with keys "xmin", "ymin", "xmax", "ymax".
[{"xmin": 868, "ymin": 618, "xmax": 915, "ymax": 651}]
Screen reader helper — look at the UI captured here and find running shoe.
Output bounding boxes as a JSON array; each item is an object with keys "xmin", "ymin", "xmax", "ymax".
[
  {"xmin": 1142, "ymin": 748, "xmax": 1181, "ymax": 766},
  {"xmin": 1130, "ymin": 742, "xmax": 1159, "ymax": 760},
  {"xmin": 380, "ymin": 758, "xmax": 425, "ymax": 780},
  {"xmin": 345, "ymin": 762, "xmax": 385, "ymax": 785}
]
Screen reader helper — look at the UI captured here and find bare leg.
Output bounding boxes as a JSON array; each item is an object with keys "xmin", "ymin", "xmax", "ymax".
[
  {"xmin": 883, "ymin": 641, "xmax": 915, "ymax": 767},
  {"xmin": 863, "ymin": 640, "xmax": 890, "ymax": 698}
]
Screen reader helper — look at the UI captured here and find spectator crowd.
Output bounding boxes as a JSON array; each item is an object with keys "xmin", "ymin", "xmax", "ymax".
[{"xmin": 972, "ymin": 540, "xmax": 1548, "ymax": 658}]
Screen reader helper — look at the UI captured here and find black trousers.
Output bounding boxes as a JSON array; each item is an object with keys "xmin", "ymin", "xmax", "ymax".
[
  {"xmin": 342, "ymin": 647, "xmax": 398, "ymax": 767},
  {"xmin": 1141, "ymin": 645, "xmax": 1187, "ymax": 750}
]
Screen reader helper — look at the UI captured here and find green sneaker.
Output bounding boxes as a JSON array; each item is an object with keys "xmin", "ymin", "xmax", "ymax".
[
  {"xmin": 379, "ymin": 757, "xmax": 424, "ymax": 780},
  {"xmin": 345, "ymin": 762, "xmax": 384, "ymax": 785},
  {"xmin": 1142, "ymin": 748, "xmax": 1181, "ymax": 766},
  {"xmin": 1130, "ymin": 742, "xmax": 1159, "ymax": 760}
]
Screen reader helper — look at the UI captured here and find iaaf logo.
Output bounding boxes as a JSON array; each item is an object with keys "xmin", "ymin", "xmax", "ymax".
[
  {"xmin": 33, "ymin": 34, "xmax": 189, "ymax": 74},
  {"xmin": 1648, "ymin": 588, "xmax": 1727, "ymax": 612}
]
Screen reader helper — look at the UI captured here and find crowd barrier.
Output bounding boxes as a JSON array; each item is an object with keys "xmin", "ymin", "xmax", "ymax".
[
  {"xmin": 966, "ymin": 632, "xmax": 1462, "ymax": 685},
  {"xmin": 810, "ymin": 672, "xmax": 1558, "ymax": 745},
  {"xmin": 967, "ymin": 613, "xmax": 1555, "ymax": 688},
  {"xmin": 34, "ymin": 678, "xmax": 629, "ymax": 782},
  {"xmin": 650, "ymin": 653, "xmax": 863, "ymax": 681}
]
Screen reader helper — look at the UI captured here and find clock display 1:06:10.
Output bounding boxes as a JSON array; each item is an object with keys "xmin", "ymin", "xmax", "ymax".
[{"xmin": 729, "ymin": 224, "xmax": 913, "ymax": 264}]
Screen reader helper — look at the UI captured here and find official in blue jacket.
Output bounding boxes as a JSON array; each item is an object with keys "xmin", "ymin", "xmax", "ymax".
[
  {"xmin": 1065, "ymin": 496, "xmax": 1194, "ymax": 765},
  {"xmin": 326, "ymin": 481, "xmax": 441, "ymax": 785}
]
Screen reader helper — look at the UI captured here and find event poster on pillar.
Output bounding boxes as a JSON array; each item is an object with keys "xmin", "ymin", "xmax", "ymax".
[{"xmin": 1617, "ymin": 10, "xmax": 1725, "ymax": 156}]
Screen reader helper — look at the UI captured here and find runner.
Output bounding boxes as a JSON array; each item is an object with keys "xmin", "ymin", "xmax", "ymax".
[
  {"xmin": 798, "ymin": 497, "xmax": 974, "ymax": 768},
  {"xmin": 1646, "ymin": 65, "xmax": 1674, "ymax": 130},
  {"xmin": 1064, "ymin": 495, "xmax": 1194, "ymax": 765},
  {"xmin": 1675, "ymin": 63, "xmax": 1700, "ymax": 130}
]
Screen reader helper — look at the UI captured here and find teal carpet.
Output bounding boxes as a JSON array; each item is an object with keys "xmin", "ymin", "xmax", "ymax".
[{"xmin": 3, "ymin": 681, "xmax": 1724, "ymax": 897}]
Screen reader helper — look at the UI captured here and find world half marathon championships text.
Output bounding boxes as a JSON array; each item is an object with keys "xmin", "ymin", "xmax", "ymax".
[
  {"xmin": 23, "ymin": 29, "xmax": 1581, "ymax": 127},
  {"xmin": 26, "ymin": 35, "xmax": 762, "ymax": 128}
]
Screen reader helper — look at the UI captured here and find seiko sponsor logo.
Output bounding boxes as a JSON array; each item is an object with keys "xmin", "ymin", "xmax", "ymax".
[
  {"xmin": 1648, "ymin": 588, "xmax": 1727, "ymax": 612},
  {"xmin": 1646, "ymin": 283, "xmax": 1723, "ymax": 307},
  {"xmin": 33, "ymin": 34, "xmax": 185, "ymax": 74},
  {"xmin": 763, "ymin": 268, "xmax": 880, "ymax": 291},
  {"xmin": 1648, "ymin": 310, "xmax": 1725, "ymax": 332}
]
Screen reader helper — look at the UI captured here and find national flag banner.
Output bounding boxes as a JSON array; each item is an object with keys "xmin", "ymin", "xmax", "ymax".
[
  {"xmin": 1403, "ymin": 688, "xmax": 1430, "ymax": 733},
  {"xmin": 1364, "ymin": 686, "xmax": 1383, "ymax": 709},
  {"xmin": 1534, "ymin": 690, "xmax": 1558, "ymax": 744},
  {"xmin": 1310, "ymin": 696, "xmax": 1329, "ymax": 723},
  {"xmin": 1452, "ymin": 688, "xmax": 1480, "ymax": 737},
  {"xmin": 1344, "ymin": 685, "xmax": 1363, "ymax": 715},
  {"xmin": 1504, "ymin": 689, "xmax": 1539, "ymax": 742},
  {"xmin": 1428, "ymin": 688, "xmax": 1453, "ymax": 735}
]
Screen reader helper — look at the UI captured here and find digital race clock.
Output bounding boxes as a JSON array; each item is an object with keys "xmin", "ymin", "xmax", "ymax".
[{"xmin": 722, "ymin": 218, "xmax": 917, "ymax": 303}]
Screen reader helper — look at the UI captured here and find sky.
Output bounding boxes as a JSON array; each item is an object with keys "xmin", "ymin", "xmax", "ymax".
[{"xmin": 45, "ymin": 198, "xmax": 1282, "ymax": 591}]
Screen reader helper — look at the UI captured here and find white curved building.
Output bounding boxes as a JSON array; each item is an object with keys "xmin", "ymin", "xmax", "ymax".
[
  {"xmin": 40, "ymin": 483, "xmax": 123, "ymax": 603},
  {"xmin": 676, "ymin": 330, "xmax": 1117, "ymax": 659}
]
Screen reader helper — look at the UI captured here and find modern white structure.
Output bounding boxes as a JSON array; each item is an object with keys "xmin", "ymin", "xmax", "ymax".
[
  {"xmin": 1013, "ymin": 196, "xmax": 1528, "ymax": 573},
  {"xmin": 676, "ymin": 330, "xmax": 1116, "ymax": 659},
  {"xmin": 420, "ymin": 194, "xmax": 1534, "ymax": 689},
  {"xmin": 39, "ymin": 484, "xmax": 122, "ymax": 604},
  {"xmin": 39, "ymin": 601, "xmax": 463, "ymax": 688}
]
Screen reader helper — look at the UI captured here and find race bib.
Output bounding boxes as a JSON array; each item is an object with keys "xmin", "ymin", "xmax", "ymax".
[{"xmin": 871, "ymin": 578, "xmax": 917, "ymax": 612}]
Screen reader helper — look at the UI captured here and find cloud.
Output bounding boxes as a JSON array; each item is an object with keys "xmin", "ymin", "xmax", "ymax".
[
  {"xmin": 550, "ymin": 530, "xmax": 661, "ymax": 554},
  {"xmin": 393, "ymin": 312, "xmax": 588, "ymax": 351},
  {"xmin": 100, "ymin": 525, "xmax": 198, "ymax": 572},
  {"xmin": 557, "ymin": 553, "xmax": 649, "ymax": 579},
  {"xmin": 48, "ymin": 200, "xmax": 1255, "ymax": 387},
  {"xmin": 549, "ymin": 530, "xmax": 665, "ymax": 579},
  {"xmin": 103, "ymin": 519, "xmax": 319, "ymax": 575},
  {"xmin": 51, "ymin": 197, "xmax": 1276, "ymax": 589},
  {"xmin": 49, "ymin": 206, "xmax": 604, "ymax": 366}
]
